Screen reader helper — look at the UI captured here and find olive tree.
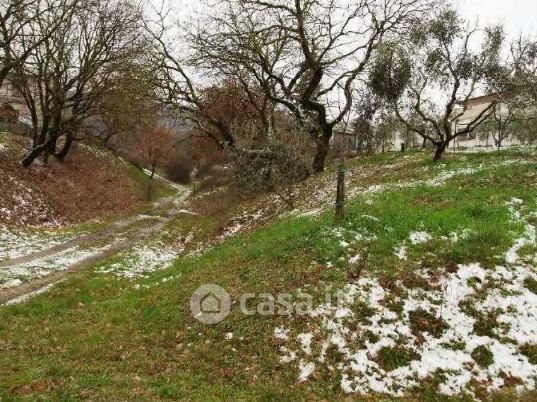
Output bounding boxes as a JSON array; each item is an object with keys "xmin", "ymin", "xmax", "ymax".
[{"xmin": 372, "ymin": 7, "xmax": 505, "ymax": 160}]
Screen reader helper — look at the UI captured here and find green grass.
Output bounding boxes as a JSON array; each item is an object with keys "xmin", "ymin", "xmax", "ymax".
[
  {"xmin": 471, "ymin": 345, "xmax": 495, "ymax": 368},
  {"xmin": 377, "ymin": 346, "xmax": 418, "ymax": 372},
  {"xmin": 520, "ymin": 344, "xmax": 537, "ymax": 365},
  {"xmin": 1, "ymin": 151, "xmax": 537, "ymax": 400}
]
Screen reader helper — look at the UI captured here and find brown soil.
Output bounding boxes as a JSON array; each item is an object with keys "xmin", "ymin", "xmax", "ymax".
[{"xmin": 0, "ymin": 134, "xmax": 146, "ymax": 226}]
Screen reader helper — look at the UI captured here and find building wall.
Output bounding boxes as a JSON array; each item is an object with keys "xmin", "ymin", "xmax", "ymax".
[{"xmin": 452, "ymin": 96, "xmax": 523, "ymax": 149}]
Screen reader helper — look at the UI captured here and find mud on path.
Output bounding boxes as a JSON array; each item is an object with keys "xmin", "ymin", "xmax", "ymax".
[{"xmin": 0, "ymin": 189, "xmax": 191, "ymax": 305}]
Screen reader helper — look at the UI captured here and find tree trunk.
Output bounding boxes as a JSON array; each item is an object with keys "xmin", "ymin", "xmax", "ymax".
[
  {"xmin": 21, "ymin": 137, "xmax": 56, "ymax": 167},
  {"xmin": 433, "ymin": 143, "xmax": 447, "ymax": 161},
  {"xmin": 43, "ymin": 136, "xmax": 58, "ymax": 164},
  {"xmin": 55, "ymin": 132, "xmax": 74, "ymax": 161},
  {"xmin": 312, "ymin": 131, "xmax": 331, "ymax": 173}
]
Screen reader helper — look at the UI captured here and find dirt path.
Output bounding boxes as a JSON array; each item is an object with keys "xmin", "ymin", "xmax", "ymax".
[{"xmin": 0, "ymin": 188, "xmax": 191, "ymax": 305}]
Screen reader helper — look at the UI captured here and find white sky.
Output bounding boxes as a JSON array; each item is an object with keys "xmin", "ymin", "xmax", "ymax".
[
  {"xmin": 170, "ymin": 0, "xmax": 536, "ymax": 38},
  {"xmin": 459, "ymin": 0, "xmax": 537, "ymax": 37}
]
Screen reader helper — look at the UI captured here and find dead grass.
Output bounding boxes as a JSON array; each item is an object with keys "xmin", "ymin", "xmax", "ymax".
[{"xmin": 0, "ymin": 134, "xmax": 150, "ymax": 226}]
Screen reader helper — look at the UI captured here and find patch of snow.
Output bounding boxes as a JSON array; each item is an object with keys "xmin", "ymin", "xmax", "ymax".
[
  {"xmin": 298, "ymin": 333, "xmax": 313, "ymax": 355},
  {"xmin": 142, "ymin": 169, "xmax": 185, "ymax": 192},
  {"xmin": 276, "ymin": 256, "xmax": 537, "ymax": 397},
  {"xmin": 100, "ymin": 239, "xmax": 187, "ymax": 280},
  {"xmin": 425, "ymin": 168, "xmax": 478, "ymax": 187},
  {"xmin": 0, "ymin": 176, "xmax": 64, "ymax": 227},
  {"xmin": 505, "ymin": 198, "xmax": 536, "ymax": 265},
  {"xmin": 349, "ymin": 254, "xmax": 360, "ymax": 264},
  {"xmin": 0, "ymin": 244, "xmax": 113, "ymax": 288},
  {"xmin": 0, "ymin": 226, "xmax": 78, "ymax": 261},
  {"xmin": 0, "ymin": 278, "xmax": 22, "ymax": 289},
  {"xmin": 298, "ymin": 359, "xmax": 316, "ymax": 382},
  {"xmin": 274, "ymin": 326, "xmax": 289, "ymax": 340},
  {"xmin": 409, "ymin": 231, "xmax": 432, "ymax": 245},
  {"xmin": 394, "ymin": 245, "xmax": 407, "ymax": 260},
  {"xmin": 443, "ymin": 229, "xmax": 472, "ymax": 243}
]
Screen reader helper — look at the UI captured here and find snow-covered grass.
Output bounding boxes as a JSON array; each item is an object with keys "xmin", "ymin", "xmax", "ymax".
[
  {"xmin": 276, "ymin": 259, "xmax": 537, "ymax": 397},
  {"xmin": 0, "ymin": 225, "xmax": 79, "ymax": 262},
  {"xmin": 99, "ymin": 243, "xmax": 176, "ymax": 279},
  {"xmin": 270, "ymin": 182, "xmax": 537, "ymax": 398},
  {"xmin": 0, "ymin": 243, "xmax": 115, "ymax": 288},
  {"xmin": 1, "ymin": 151, "xmax": 537, "ymax": 400}
]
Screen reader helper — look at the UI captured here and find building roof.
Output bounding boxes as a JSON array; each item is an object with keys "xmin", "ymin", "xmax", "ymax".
[{"xmin": 456, "ymin": 93, "xmax": 502, "ymax": 108}]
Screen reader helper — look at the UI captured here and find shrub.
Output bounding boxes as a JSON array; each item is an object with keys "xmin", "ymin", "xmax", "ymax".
[{"xmin": 231, "ymin": 141, "xmax": 311, "ymax": 208}]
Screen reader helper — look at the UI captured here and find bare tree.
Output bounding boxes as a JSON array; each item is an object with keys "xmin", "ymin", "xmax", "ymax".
[
  {"xmin": 0, "ymin": 0, "xmax": 71, "ymax": 86},
  {"xmin": 150, "ymin": 0, "xmax": 434, "ymax": 172},
  {"xmin": 13, "ymin": 0, "xmax": 146, "ymax": 167},
  {"xmin": 373, "ymin": 7, "xmax": 504, "ymax": 160}
]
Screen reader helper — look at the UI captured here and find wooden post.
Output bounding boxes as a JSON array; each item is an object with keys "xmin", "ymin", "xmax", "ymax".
[{"xmin": 336, "ymin": 159, "xmax": 345, "ymax": 221}]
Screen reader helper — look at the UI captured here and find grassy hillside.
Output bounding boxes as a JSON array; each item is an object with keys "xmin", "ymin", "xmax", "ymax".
[{"xmin": 1, "ymin": 150, "xmax": 537, "ymax": 401}]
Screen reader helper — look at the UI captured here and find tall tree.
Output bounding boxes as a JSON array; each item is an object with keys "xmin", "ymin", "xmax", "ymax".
[
  {"xmin": 151, "ymin": 0, "xmax": 435, "ymax": 172},
  {"xmin": 13, "ymin": 0, "xmax": 146, "ymax": 167},
  {"xmin": 96, "ymin": 61, "xmax": 159, "ymax": 148}
]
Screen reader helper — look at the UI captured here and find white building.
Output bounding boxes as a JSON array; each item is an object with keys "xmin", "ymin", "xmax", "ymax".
[{"xmin": 452, "ymin": 94, "xmax": 522, "ymax": 149}]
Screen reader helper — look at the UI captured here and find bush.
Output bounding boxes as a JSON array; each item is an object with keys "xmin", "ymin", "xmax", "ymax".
[{"xmin": 231, "ymin": 141, "xmax": 311, "ymax": 208}]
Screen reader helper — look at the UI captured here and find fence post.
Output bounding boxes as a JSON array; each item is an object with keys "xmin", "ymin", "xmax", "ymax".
[{"xmin": 335, "ymin": 158, "xmax": 346, "ymax": 221}]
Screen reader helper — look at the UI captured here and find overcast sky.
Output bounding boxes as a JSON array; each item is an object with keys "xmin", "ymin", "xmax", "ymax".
[
  {"xmin": 459, "ymin": 0, "xmax": 536, "ymax": 37},
  {"xmin": 172, "ymin": 0, "xmax": 536, "ymax": 37}
]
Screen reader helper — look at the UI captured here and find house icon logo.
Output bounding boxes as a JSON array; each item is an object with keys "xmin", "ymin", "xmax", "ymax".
[{"xmin": 190, "ymin": 284, "xmax": 231, "ymax": 324}]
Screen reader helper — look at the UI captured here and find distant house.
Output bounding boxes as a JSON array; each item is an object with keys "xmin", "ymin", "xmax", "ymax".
[
  {"xmin": 452, "ymin": 94, "xmax": 523, "ymax": 148},
  {"xmin": 332, "ymin": 129, "xmax": 360, "ymax": 155}
]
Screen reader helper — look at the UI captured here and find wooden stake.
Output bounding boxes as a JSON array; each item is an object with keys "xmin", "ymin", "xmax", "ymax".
[{"xmin": 336, "ymin": 158, "xmax": 346, "ymax": 221}]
